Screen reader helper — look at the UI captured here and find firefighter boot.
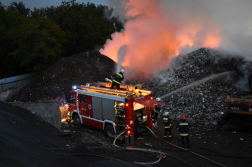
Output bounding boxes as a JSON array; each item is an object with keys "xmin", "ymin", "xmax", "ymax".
[{"xmin": 164, "ymin": 136, "xmax": 167, "ymax": 140}]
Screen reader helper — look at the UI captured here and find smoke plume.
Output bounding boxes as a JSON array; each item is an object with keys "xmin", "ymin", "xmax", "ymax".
[{"xmin": 100, "ymin": 0, "xmax": 252, "ymax": 81}]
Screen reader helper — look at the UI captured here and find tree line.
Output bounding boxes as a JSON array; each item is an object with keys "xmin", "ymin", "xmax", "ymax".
[{"xmin": 0, "ymin": 1, "xmax": 123, "ymax": 79}]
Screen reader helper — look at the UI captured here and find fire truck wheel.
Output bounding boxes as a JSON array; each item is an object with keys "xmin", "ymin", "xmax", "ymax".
[
  {"xmin": 105, "ymin": 125, "xmax": 115, "ymax": 138},
  {"xmin": 73, "ymin": 115, "xmax": 81, "ymax": 127},
  {"xmin": 229, "ymin": 117, "xmax": 242, "ymax": 131}
]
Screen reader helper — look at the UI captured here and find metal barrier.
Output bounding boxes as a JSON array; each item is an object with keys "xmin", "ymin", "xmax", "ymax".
[{"xmin": 0, "ymin": 73, "xmax": 37, "ymax": 92}]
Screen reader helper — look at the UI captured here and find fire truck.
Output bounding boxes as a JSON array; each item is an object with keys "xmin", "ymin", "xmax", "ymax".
[{"xmin": 67, "ymin": 82, "xmax": 164, "ymax": 144}]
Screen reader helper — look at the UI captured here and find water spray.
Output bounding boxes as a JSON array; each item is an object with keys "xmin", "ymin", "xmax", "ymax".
[
  {"xmin": 116, "ymin": 45, "xmax": 127, "ymax": 72},
  {"xmin": 160, "ymin": 71, "xmax": 234, "ymax": 100}
]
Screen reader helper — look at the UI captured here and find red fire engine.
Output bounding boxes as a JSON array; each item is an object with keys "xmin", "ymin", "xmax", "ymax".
[{"xmin": 67, "ymin": 82, "xmax": 164, "ymax": 144}]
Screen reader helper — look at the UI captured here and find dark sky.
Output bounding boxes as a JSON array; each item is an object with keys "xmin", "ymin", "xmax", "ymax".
[{"xmin": 1, "ymin": 0, "xmax": 107, "ymax": 9}]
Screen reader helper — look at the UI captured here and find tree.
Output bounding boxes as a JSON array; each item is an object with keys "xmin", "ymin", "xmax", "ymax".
[
  {"xmin": 31, "ymin": 1, "xmax": 124, "ymax": 57},
  {"xmin": 0, "ymin": 3, "xmax": 66, "ymax": 78},
  {"xmin": 0, "ymin": 3, "xmax": 26, "ymax": 78},
  {"xmin": 7, "ymin": 1, "xmax": 31, "ymax": 17},
  {"xmin": 8, "ymin": 18, "xmax": 66, "ymax": 72}
]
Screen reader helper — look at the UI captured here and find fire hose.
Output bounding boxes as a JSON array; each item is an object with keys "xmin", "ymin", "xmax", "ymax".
[
  {"xmin": 145, "ymin": 126, "xmax": 226, "ymax": 167},
  {"xmin": 48, "ymin": 147, "xmax": 137, "ymax": 167},
  {"xmin": 113, "ymin": 131, "xmax": 192, "ymax": 166}
]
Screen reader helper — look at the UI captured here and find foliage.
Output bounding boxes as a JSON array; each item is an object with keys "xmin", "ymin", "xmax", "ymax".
[
  {"xmin": 0, "ymin": 3, "xmax": 66, "ymax": 78},
  {"xmin": 7, "ymin": 1, "xmax": 31, "ymax": 17},
  {"xmin": 9, "ymin": 18, "xmax": 66, "ymax": 72},
  {"xmin": 0, "ymin": 1, "xmax": 124, "ymax": 78},
  {"xmin": 31, "ymin": 1, "xmax": 124, "ymax": 57}
]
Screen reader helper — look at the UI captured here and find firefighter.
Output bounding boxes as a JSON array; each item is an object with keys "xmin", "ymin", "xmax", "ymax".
[
  {"xmin": 110, "ymin": 69, "xmax": 124, "ymax": 89},
  {"xmin": 152, "ymin": 97, "xmax": 162, "ymax": 128},
  {"xmin": 176, "ymin": 115, "xmax": 191, "ymax": 147},
  {"xmin": 163, "ymin": 111, "xmax": 172, "ymax": 140}
]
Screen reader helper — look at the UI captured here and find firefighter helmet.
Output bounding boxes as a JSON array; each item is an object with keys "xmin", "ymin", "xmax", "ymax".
[
  {"xmin": 181, "ymin": 115, "xmax": 186, "ymax": 120},
  {"xmin": 121, "ymin": 69, "xmax": 125, "ymax": 73},
  {"xmin": 156, "ymin": 97, "xmax": 161, "ymax": 101}
]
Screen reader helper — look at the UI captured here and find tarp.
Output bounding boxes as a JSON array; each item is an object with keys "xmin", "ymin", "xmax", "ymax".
[{"xmin": 134, "ymin": 97, "xmax": 164, "ymax": 108}]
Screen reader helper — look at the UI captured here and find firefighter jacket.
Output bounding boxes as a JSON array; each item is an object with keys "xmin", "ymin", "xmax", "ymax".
[
  {"xmin": 110, "ymin": 72, "xmax": 124, "ymax": 85},
  {"xmin": 176, "ymin": 120, "xmax": 191, "ymax": 136},
  {"xmin": 163, "ymin": 116, "xmax": 172, "ymax": 128},
  {"xmin": 154, "ymin": 106, "xmax": 161, "ymax": 114}
]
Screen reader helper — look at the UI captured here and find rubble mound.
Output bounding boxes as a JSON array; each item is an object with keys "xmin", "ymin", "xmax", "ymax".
[
  {"xmin": 11, "ymin": 51, "xmax": 116, "ymax": 103},
  {"xmin": 145, "ymin": 48, "xmax": 252, "ymax": 127}
]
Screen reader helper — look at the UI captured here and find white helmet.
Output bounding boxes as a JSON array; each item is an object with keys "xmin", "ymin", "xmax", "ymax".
[
  {"xmin": 120, "ymin": 69, "xmax": 125, "ymax": 73},
  {"xmin": 156, "ymin": 97, "xmax": 161, "ymax": 101},
  {"xmin": 164, "ymin": 112, "xmax": 169, "ymax": 116}
]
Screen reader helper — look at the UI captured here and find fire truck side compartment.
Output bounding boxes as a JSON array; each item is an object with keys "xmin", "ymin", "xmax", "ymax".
[
  {"xmin": 102, "ymin": 98, "xmax": 115, "ymax": 121},
  {"xmin": 92, "ymin": 97, "xmax": 103, "ymax": 120}
]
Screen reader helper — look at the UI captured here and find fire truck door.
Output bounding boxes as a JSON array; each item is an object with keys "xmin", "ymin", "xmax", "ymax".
[
  {"xmin": 78, "ymin": 94, "xmax": 88, "ymax": 116},
  {"xmin": 86, "ymin": 95, "xmax": 93, "ymax": 117}
]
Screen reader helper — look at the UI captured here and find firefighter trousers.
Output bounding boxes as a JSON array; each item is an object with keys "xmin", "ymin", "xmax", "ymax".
[
  {"xmin": 181, "ymin": 136, "xmax": 189, "ymax": 145},
  {"xmin": 111, "ymin": 82, "xmax": 120, "ymax": 89},
  {"xmin": 164, "ymin": 128, "xmax": 172, "ymax": 139}
]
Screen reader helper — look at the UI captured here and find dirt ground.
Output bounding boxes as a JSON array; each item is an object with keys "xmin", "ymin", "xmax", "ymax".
[{"xmin": 1, "ymin": 101, "xmax": 252, "ymax": 167}]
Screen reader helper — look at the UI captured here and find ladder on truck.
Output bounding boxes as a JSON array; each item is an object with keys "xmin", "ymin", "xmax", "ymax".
[{"xmin": 77, "ymin": 85, "xmax": 136, "ymax": 97}]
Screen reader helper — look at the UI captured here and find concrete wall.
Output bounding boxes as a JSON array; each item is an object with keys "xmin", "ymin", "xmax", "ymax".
[
  {"xmin": 0, "ymin": 87, "xmax": 21, "ymax": 102},
  {"xmin": 9, "ymin": 102, "xmax": 61, "ymax": 130},
  {"xmin": 0, "ymin": 72, "xmax": 37, "ymax": 92}
]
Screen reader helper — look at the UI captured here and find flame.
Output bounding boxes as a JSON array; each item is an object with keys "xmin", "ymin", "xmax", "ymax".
[{"xmin": 100, "ymin": 0, "xmax": 224, "ymax": 81}]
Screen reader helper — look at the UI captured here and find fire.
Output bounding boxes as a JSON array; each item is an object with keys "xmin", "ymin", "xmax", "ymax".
[{"xmin": 101, "ymin": 0, "xmax": 252, "ymax": 81}]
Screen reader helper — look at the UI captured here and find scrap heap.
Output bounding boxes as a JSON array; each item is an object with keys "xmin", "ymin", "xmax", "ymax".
[
  {"xmin": 145, "ymin": 48, "xmax": 252, "ymax": 129},
  {"xmin": 10, "ymin": 51, "xmax": 116, "ymax": 103}
]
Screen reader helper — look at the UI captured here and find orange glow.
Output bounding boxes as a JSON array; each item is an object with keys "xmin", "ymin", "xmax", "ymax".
[
  {"xmin": 100, "ymin": 0, "xmax": 221, "ymax": 81},
  {"xmin": 152, "ymin": 123, "xmax": 155, "ymax": 125},
  {"xmin": 126, "ymin": 103, "xmax": 129, "ymax": 107},
  {"xmin": 127, "ymin": 131, "xmax": 130, "ymax": 134},
  {"xmin": 151, "ymin": 97, "xmax": 153, "ymax": 100}
]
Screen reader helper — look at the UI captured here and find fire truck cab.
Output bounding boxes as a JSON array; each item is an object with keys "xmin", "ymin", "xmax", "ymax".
[{"xmin": 67, "ymin": 82, "xmax": 164, "ymax": 143}]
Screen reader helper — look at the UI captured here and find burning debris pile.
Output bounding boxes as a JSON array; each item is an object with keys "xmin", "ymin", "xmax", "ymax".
[
  {"xmin": 145, "ymin": 48, "xmax": 252, "ymax": 128},
  {"xmin": 10, "ymin": 51, "xmax": 116, "ymax": 104}
]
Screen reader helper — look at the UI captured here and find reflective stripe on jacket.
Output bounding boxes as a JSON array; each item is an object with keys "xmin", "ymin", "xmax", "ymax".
[
  {"xmin": 165, "ymin": 124, "xmax": 172, "ymax": 128},
  {"xmin": 176, "ymin": 120, "xmax": 191, "ymax": 136},
  {"xmin": 111, "ymin": 72, "xmax": 124, "ymax": 84},
  {"xmin": 163, "ymin": 116, "xmax": 171, "ymax": 128},
  {"xmin": 113, "ymin": 79, "xmax": 121, "ymax": 84}
]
